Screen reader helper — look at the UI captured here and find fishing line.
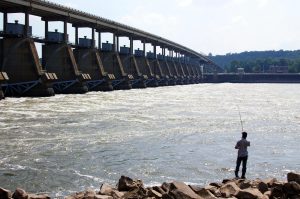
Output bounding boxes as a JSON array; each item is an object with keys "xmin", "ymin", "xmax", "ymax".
[{"xmin": 237, "ymin": 105, "xmax": 244, "ymax": 132}]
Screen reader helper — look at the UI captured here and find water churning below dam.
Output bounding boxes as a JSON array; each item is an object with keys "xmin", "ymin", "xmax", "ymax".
[{"xmin": 0, "ymin": 83, "xmax": 299, "ymax": 197}]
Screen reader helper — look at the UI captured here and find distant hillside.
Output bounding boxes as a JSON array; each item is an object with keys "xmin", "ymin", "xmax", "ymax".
[{"xmin": 209, "ymin": 50, "xmax": 300, "ymax": 73}]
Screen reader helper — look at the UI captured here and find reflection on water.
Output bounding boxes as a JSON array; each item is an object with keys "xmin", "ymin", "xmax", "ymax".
[{"xmin": 0, "ymin": 84, "xmax": 299, "ymax": 196}]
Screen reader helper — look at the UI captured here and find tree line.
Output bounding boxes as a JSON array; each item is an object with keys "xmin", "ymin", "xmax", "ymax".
[{"xmin": 209, "ymin": 50, "xmax": 300, "ymax": 73}]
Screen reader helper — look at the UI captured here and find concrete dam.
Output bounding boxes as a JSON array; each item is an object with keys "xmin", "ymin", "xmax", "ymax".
[{"xmin": 0, "ymin": 0, "xmax": 221, "ymax": 100}]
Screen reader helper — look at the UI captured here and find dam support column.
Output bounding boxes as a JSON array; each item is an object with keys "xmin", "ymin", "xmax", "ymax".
[
  {"xmin": 73, "ymin": 28, "xmax": 113, "ymax": 91},
  {"xmin": 166, "ymin": 55, "xmax": 179, "ymax": 85},
  {"xmin": 0, "ymin": 17, "xmax": 55, "ymax": 97},
  {"xmin": 134, "ymin": 44, "xmax": 158, "ymax": 87},
  {"xmin": 42, "ymin": 21, "xmax": 89, "ymax": 94},
  {"xmin": 175, "ymin": 53, "xmax": 187, "ymax": 84},
  {"xmin": 181, "ymin": 56, "xmax": 192, "ymax": 84},
  {"xmin": 100, "ymin": 33, "xmax": 131, "ymax": 90},
  {"xmin": 192, "ymin": 61, "xmax": 200, "ymax": 83},
  {"xmin": 157, "ymin": 53, "xmax": 173, "ymax": 86},
  {"xmin": 148, "ymin": 44, "xmax": 167, "ymax": 86},
  {"xmin": 119, "ymin": 37, "xmax": 146, "ymax": 89}
]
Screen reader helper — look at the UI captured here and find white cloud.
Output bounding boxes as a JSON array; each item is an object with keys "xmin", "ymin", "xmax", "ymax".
[
  {"xmin": 256, "ymin": 0, "xmax": 270, "ymax": 8},
  {"xmin": 176, "ymin": 0, "xmax": 193, "ymax": 7},
  {"xmin": 120, "ymin": 6, "xmax": 178, "ymax": 39},
  {"xmin": 231, "ymin": 15, "xmax": 247, "ymax": 26}
]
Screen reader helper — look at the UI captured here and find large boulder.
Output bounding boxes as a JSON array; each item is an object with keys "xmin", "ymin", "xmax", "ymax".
[
  {"xmin": 12, "ymin": 188, "xmax": 28, "ymax": 199},
  {"xmin": 117, "ymin": 176, "xmax": 143, "ymax": 192},
  {"xmin": 189, "ymin": 187, "xmax": 216, "ymax": 199},
  {"xmin": 283, "ymin": 181, "xmax": 300, "ymax": 195},
  {"xmin": 263, "ymin": 178, "xmax": 277, "ymax": 188},
  {"xmin": 111, "ymin": 190, "xmax": 125, "ymax": 199},
  {"xmin": 27, "ymin": 194, "xmax": 50, "ymax": 199},
  {"xmin": 94, "ymin": 195, "xmax": 113, "ymax": 199},
  {"xmin": 257, "ymin": 182, "xmax": 269, "ymax": 194},
  {"xmin": 99, "ymin": 183, "xmax": 115, "ymax": 196},
  {"xmin": 238, "ymin": 181, "xmax": 251, "ymax": 190},
  {"xmin": 270, "ymin": 184, "xmax": 285, "ymax": 199},
  {"xmin": 204, "ymin": 186, "xmax": 221, "ymax": 198},
  {"xmin": 236, "ymin": 188, "xmax": 264, "ymax": 199},
  {"xmin": 153, "ymin": 186, "xmax": 167, "ymax": 195},
  {"xmin": 169, "ymin": 181, "xmax": 203, "ymax": 199},
  {"xmin": 148, "ymin": 189, "xmax": 163, "ymax": 198},
  {"xmin": 161, "ymin": 183, "xmax": 171, "ymax": 193},
  {"xmin": 83, "ymin": 188, "xmax": 96, "ymax": 199},
  {"xmin": 219, "ymin": 182, "xmax": 240, "ymax": 198},
  {"xmin": 287, "ymin": 172, "xmax": 300, "ymax": 184},
  {"xmin": 208, "ymin": 183, "xmax": 222, "ymax": 188},
  {"xmin": 0, "ymin": 188, "xmax": 12, "ymax": 199}
]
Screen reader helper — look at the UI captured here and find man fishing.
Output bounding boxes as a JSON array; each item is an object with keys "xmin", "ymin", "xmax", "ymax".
[{"xmin": 235, "ymin": 132, "xmax": 250, "ymax": 179}]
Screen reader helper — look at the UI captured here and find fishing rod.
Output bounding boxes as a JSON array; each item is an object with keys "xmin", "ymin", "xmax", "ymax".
[{"xmin": 237, "ymin": 105, "xmax": 244, "ymax": 132}]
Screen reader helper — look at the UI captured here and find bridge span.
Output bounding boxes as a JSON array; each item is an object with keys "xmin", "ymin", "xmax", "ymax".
[{"xmin": 0, "ymin": 0, "xmax": 221, "ymax": 99}]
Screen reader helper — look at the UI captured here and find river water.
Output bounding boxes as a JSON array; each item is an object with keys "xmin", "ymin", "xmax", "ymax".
[{"xmin": 0, "ymin": 83, "xmax": 299, "ymax": 197}]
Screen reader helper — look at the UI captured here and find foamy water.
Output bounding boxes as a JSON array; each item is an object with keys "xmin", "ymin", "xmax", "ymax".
[{"xmin": 0, "ymin": 84, "xmax": 299, "ymax": 196}]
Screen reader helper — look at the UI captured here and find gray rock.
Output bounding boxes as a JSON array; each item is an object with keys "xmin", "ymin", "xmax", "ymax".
[
  {"xmin": 204, "ymin": 186, "xmax": 220, "ymax": 198},
  {"xmin": 257, "ymin": 182, "xmax": 269, "ymax": 194},
  {"xmin": 208, "ymin": 183, "xmax": 222, "ymax": 188},
  {"xmin": 219, "ymin": 182, "xmax": 240, "ymax": 198},
  {"xmin": 94, "ymin": 195, "xmax": 113, "ymax": 199},
  {"xmin": 222, "ymin": 179, "xmax": 232, "ymax": 184},
  {"xmin": 263, "ymin": 178, "xmax": 277, "ymax": 188},
  {"xmin": 83, "ymin": 188, "xmax": 96, "ymax": 199},
  {"xmin": 236, "ymin": 188, "xmax": 264, "ymax": 199},
  {"xmin": 27, "ymin": 194, "xmax": 50, "ymax": 199},
  {"xmin": 188, "ymin": 186, "xmax": 203, "ymax": 195},
  {"xmin": 290, "ymin": 195, "xmax": 300, "ymax": 199},
  {"xmin": 148, "ymin": 189, "xmax": 162, "ymax": 198},
  {"xmin": 288, "ymin": 172, "xmax": 300, "ymax": 184},
  {"xmin": 99, "ymin": 183, "xmax": 115, "ymax": 196},
  {"xmin": 283, "ymin": 181, "xmax": 300, "ymax": 195},
  {"xmin": 12, "ymin": 188, "xmax": 28, "ymax": 199},
  {"xmin": 263, "ymin": 190, "xmax": 271, "ymax": 197},
  {"xmin": 117, "ymin": 176, "xmax": 143, "ymax": 192},
  {"xmin": 153, "ymin": 186, "xmax": 167, "ymax": 195},
  {"xmin": 64, "ymin": 196, "xmax": 76, "ymax": 199},
  {"xmin": 190, "ymin": 187, "xmax": 216, "ymax": 199},
  {"xmin": 238, "ymin": 181, "xmax": 251, "ymax": 190},
  {"xmin": 169, "ymin": 181, "xmax": 202, "ymax": 199},
  {"xmin": 77, "ymin": 192, "xmax": 86, "ymax": 199},
  {"xmin": 111, "ymin": 190, "xmax": 125, "ymax": 199},
  {"xmin": 270, "ymin": 184, "xmax": 285, "ymax": 199},
  {"xmin": 162, "ymin": 193, "xmax": 174, "ymax": 199},
  {"xmin": 161, "ymin": 183, "xmax": 171, "ymax": 193},
  {"xmin": 0, "ymin": 187, "xmax": 12, "ymax": 199}
]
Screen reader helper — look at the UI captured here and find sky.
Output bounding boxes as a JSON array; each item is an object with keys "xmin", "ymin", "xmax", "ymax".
[{"xmin": 1, "ymin": 0, "xmax": 300, "ymax": 55}]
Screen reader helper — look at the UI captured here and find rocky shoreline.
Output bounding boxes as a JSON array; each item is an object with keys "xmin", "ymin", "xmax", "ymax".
[{"xmin": 1, "ymin": 172, "xmax": 299, "ymax": 199}]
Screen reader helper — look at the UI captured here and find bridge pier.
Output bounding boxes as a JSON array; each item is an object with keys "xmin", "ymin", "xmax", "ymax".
[
  {"xmin": 119, "ymin": 51, "xmax": 146, "ymax": 89},
  {"xmin": 42, "ymin": 42, "xmax": 89, "ymax": 94},
  {"xmin": 100, "ymin": 40, "xmax": 132, "ymax": 90},
  {"xmin": 158, "ymin": 53, "xmax": 175, "ymax": 86},
  {"xmin": 181, "ymin": 62, "xmax": 191, "ymax": 84},
  {"xmin": 118, "ymin": 36, "xmax": 146, "ymax": 89},
  {"xmin": 192, "ymin": 59, "xmax": 204, "ymax": 83},
  {"xmin": 0, "ymin": 37, "xmax": 55, "ymax": 97},
  {"xmin": 189, "ymin": 61, "xmax": 201, "ymax": 84},
  {"xmin": 134, "ymin": 48, "xmax": 158, "ymax": 87},
  {"xmin": 166, "ymin": 55, "xmax": 179, "ymax": 85},
  {"xmin": 147, "ymin": 45, "xmax": 167, "ymax": 86},
  {"xmin": 74, "ymin": 47, "xmax": 113, "ymax": 91},
  {"xmin": 174, "ymin": 54, "xmax": 188, "ymax": 84},
  {"xmin": 73, "ymin": 28, "xmax": 113, "ymax": 92}
]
